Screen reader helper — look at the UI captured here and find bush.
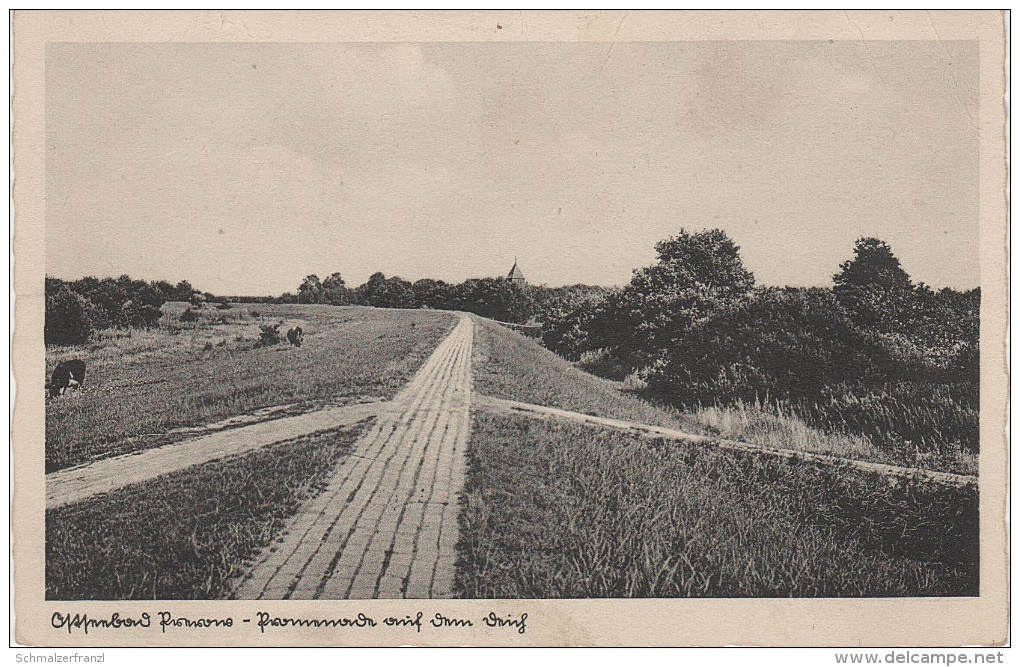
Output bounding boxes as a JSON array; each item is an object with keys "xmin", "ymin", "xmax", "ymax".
[
  {"xmin": 121, "ymin": 300, "xmax": 164, "ymax": 328},
  {"xmin": 646, "ymin": 288, "xmax": 880, "ymax": 405},
  {"xmin": 537, "ymin": 286, "xmax": 615, "ymax": 361},
  {"xmin": 45, "ymin": 287, "xmax": 95, "ymax": 346},
  {"xmin": 45, "ymin": 274, "xmax": 172, "ymax": 342},
  {"xmin": 256, "ymin": 324, "xmax": 282, "ymax": 347},
  {"xmin": 179, "ymin": 308, "xmax": 199, "ymax": 323},
  {"xmin": 216, "ymin": 301, "xmax": 232, "ymax": 310}
]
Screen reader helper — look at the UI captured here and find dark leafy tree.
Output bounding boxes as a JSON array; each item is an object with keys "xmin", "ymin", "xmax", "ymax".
[
  {"xmin": 174, "ymin": 280, "xmax": 197, "ymax": 302},
  {"xmin": 537, "ymin": 285, "xmax": 616, "ymax": 360},
  {"xmin": 356, "ymin": 273, "xmax": 415, "ymax": 309},
  {"xmin": 455, "ymin": 278, "xmax": 534, "ymax": 324},
  {"xmin": 833, "ymin": 237, "xmax": 916, "ymax": 332},
  {"xmin": 412, "ymin": 278, "xmax": 453, "ymax": 310},
  {"xmin": 834, "ymin": 238, "xmax": 912, "ymax": 292},
  {"xmin": 646, "ymin": 287, "xmax": 889, "ymax": 405},
  {"xmin": 297, "ymin": 275, "xmax": 323, "ymax": 304},
  {"xmin": 45, "ymin": 286, "xmax": 96, "ymax": 346},
  {"xmin": 322, "ymin": 272, "xmax": 352, "ymax": 305},
  {"xmin": 605, "ymin": 228, "xmax": 756, "ymax": 367}
]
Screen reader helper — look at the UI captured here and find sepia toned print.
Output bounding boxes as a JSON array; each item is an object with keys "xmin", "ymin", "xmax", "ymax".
[{"xmin": 13, "ymin": 11, "xmax": 1007, "ymax": 647}]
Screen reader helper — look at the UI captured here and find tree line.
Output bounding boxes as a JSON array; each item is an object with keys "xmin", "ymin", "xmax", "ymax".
[
  {"xmin": 279, "ymin": 272, "xmax": 538, "ymax": 324},
  {"xmin": 44, "ymin": 276, "xmax": 198, "ymax": 346}
]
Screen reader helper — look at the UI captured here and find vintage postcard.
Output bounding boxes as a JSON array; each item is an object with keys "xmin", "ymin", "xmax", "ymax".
[{"xmin": 11, "ymin": 10, "xmax": 1008, "ymax": 647}]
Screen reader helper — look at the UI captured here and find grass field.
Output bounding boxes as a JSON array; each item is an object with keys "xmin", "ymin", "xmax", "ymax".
[
  {"xmin": 456, "ymin": 412, "xmax": 978, "ymax": 598},
  {"xmin": 45, "ymin": 304, "xmax": 455, "ymax": 472},
  {"xmin": 46, "ymin": 421, "xmax": 368, "ymax": 600},
  {"xmin": 471, "ymin": 317, "xmax": 933, "ymax": 471}
]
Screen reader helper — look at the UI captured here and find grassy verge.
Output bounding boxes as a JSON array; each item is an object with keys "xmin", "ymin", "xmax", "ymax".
[
  {"xmin": 472, "ymin": 316, "xmax": 694, "ymax": 430},
  {"xmin": 457, "ymin": 412, "xmax": 977, "ymax": 598},
  {"xmin": 46, "ymin": 305, "xmax": 455, "ymax": 471},
  {"xmin": 46, "ymin": 421, "xmax": 368, "ymax": 600}
]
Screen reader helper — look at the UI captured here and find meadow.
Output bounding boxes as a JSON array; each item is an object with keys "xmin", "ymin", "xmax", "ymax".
[
  {"xmin": 45, "ymin": 304, "xmax": 455, "ymax": 471},
  {"xmin": 456, "ymin": 412, "xmax": 977, "ymax": 598},
  {"xmin": 46, "ymin": 421, "xmax": 368, "ymax": 600}
]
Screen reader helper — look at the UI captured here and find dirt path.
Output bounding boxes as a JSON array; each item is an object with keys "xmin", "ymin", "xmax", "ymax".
[
  {"xmin": 474, "ymin": 394, "xmax": 977, "ymax": 489},
  {"xmin": 233, "ymin": 314, "xmax": 473, "ymax": 600}
]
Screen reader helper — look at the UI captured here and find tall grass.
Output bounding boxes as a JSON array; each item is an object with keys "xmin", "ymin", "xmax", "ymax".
[
  {"xmin": 457, "ymin": 413, "xmax": 977, "ymax": 598},
  {"xmin": 46, "ymin": 422, "xmax": 368, "ymax": 600},
  {"xmin": 690, "ymin": 397, "xmax": 977, "ymax": 476},
  {"xmin": 794, "ymin": 381, "xmax": 978, "ymax": 473},
  {"xmin": 45, "ymin": 305, "xmax": 455, "ymax": 471}
]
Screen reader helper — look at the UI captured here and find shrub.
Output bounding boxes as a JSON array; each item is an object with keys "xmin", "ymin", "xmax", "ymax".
[
  {"xmin": 179, "ymin": 307, "xmax": 199, "ymax": 323},
  {"xmin": 256, "ymin": 324, "xmax": 282, "ymax": 347},
  {"xmin": 538, "ymin": 286, "xmax": 615, "ymax": 361},
  {"xmin": 646, "ymin": 288, "xmax": 881, "ymax": 405},
  {"xmin": 45, "ymin": 287, "xmax": 95, "ymax": 346},
  {"xmin": 355, "ymin": 272, "xmax": 416, "ymax": 309},
  {"xmin": 121, "ymin": 300, "xmax": 164, "ymax": 328}
]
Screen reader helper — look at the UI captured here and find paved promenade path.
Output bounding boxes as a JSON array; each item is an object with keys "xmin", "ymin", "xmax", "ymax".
[{"xmin": 233, "ymin": 314, "xmax": 473, "ymax": 600}]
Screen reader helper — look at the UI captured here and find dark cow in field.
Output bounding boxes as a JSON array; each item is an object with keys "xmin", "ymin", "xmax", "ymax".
[
  {"xmin": 286, "ymin": 326, "xmax": 304, "ymax": 348},
  {"xmin": 49, "ymin": 359, "xmax": 86, "ymax": 398}
]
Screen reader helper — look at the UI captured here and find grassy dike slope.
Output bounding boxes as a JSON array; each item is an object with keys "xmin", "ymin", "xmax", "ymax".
[
  {"xmin": 46, "ymin": 305, "xmax": 456, "ymax": 471},
  {"xmin": 459, "ymin": 318, "xmax": 978, "ymax": 598}
]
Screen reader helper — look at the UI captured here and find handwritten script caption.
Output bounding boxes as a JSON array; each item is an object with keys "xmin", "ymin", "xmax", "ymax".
[{"xmin": 51, "ymin": 610, "xmax": 528, "ymax": 636}]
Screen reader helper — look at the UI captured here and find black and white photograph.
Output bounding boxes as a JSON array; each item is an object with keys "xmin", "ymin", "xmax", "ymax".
[{"xmin": 12, "ymin": 10, "xmax": 1008, "ymax": 648}]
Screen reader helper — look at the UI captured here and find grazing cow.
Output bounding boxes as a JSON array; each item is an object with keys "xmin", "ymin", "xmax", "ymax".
[
  {"xmin": 286, "ymin": 326, "xmax": 304, "ymax": 348},
  {"xmin": 49, "ymin": 359, "xmax": 86, "ymax": 398}
]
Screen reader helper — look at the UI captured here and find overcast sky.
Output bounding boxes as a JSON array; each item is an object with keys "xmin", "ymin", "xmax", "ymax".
[{"xmin": 46, "ymin": 40, "xmax": 978, "ymax": 294}]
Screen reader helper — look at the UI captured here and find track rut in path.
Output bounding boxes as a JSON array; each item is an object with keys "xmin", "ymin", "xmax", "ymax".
[{"xmin": 233, "ymin": 314, "xmax": 473, "ymax": 600}]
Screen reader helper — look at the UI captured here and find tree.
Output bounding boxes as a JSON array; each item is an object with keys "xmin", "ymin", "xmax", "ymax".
[
  {"xmin": 645, "ymin": 287, "xmax": 886, "ymax": 405},
  {"xmin": 456, "ymin": 278, "xmax": 534, "ymax": 323},
  {"xmin": 537, "ymin": 285, "xmax": 616, "ymax": 360},
  {"xmin": 356, "ymin": 272, "xmax": 415, "ymax": 309},
  {"xmin": 297, "ymin": 274, "xmax": 323, "ymax": 304},
  {"xmin": 607, "ymin": 228, "xmax": 756, "ymax": 367},
  {"xmin": 834, "ymin": 238, "xmax": 912, "ymax": 292},
  {"xmin": 173, "ymin": 280, "xmax": 197, "ymax": 302},
  {"xmin": 833, "ymin": 237, "xmax": 914, "ymax": 332},
  {"xmin": 412, "ymin": 278, "xmax": 452, "ymax": 310},
  {"xmin": 121, "ymin": 299, "xmax": 165, "ymax": 327},
  {"xmin": 322, "ymin": 272, "xmax": 352, "ymax": 305},
  {"xmin": 45, "ymin": 286, "xmax": 95, "ymax": 346}
]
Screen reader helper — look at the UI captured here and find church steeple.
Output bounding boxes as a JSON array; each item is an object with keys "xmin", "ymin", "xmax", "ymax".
[{"xmin": 506, "ymin": 258, "xmax": 527, "ymax": 285}]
